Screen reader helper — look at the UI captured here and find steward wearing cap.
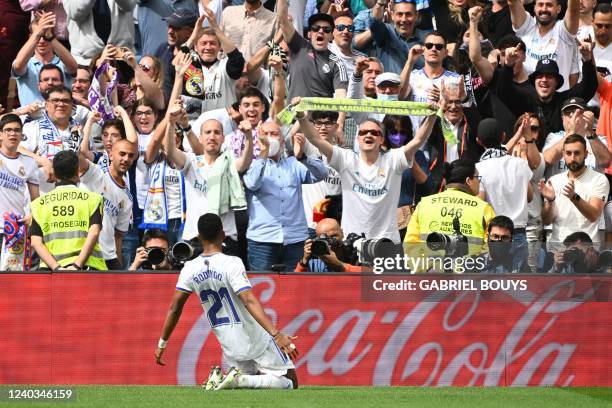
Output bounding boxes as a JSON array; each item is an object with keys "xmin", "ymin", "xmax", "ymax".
[
  {"xmin": 496, "ymin": 43, "xmax": 599, "ymax": 133},
  {"xmin": 30, "ymin": 150, "xmax": 106, "ymax": 271},
  {"xmin": 405, "ymin": 158, "xmax": 496, "ymax": 259}
]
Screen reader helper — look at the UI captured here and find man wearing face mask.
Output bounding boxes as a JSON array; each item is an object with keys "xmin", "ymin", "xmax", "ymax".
[
  {"xmin": 481, "ymin": 216, "xmax": 532, "ymax": 273},
  {"xmin": 243, "ymin": 122, "xmax": 328, "ymax": 271}
]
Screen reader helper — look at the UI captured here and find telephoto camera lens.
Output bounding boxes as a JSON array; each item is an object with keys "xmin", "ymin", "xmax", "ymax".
[{"xmin": 146, "ymin": 247, "xmax": 166, "ymax": 265}]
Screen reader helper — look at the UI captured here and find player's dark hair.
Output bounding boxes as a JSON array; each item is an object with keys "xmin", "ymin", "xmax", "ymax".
[
  {"xmin": 563, "ymin": 134, "xmax": 587, "ymax": 150},
  {"xmin": 102, "ymin": 119, "xmax": 127, "ymax": 139},
  {"xmin": 197, "ymin": 213, "xmax": 223, "ymax": 242},
  {"xmin": 0, "ymin": 114, "xmax": 22, "ymax": 131},
  {"xmin": 143, "ymin": 228, "xmax": 169, "ymax": 246},
  {"xmin": 488, "ymin": 216, "xmax": 515, "ymax": 235},
  {"xmin": 444, "ymin": 158, "xmax": 476, "ymax": 185},
  {"xmin": 563, "ymin": 232, "xmax": 593, "ymax": 246},
  {"xmin": 39, "ymin": 64, "xmax": 65, "ymax": 83},
  {"xmin": 53, "ymin": 150, "xmax": 79, "ymax": 181},
  {"xmin": 310, "ymin": 111, "xmax": 339, "ymax": 122}
]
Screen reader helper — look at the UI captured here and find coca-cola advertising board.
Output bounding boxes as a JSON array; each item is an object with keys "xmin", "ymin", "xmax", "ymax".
[{"xmin": 1, "ymin": 273, "xmax": 611, "ymax": 386}]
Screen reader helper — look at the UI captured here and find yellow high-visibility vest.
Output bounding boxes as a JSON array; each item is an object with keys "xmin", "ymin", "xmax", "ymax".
[
  {"xmin": 31, "ymin": 185, "xmax": 107, "ymax": 270},
  {"xmin": 404, "ymin": 187, "xmax": 496, "ymax": 266}
]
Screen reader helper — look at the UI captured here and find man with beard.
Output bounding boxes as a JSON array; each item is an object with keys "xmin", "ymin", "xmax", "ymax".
[
  {"xmin": 593, "ymin": 4, "xmax": 612, "ymax": 66},
  {"xmin": 540, "ymin": 134, "xmax": 610, "ymax": 249},
  {"xmin": 11, "ymin": 11, "xmax": 77, "ymax": 106},
  {"xmin": 481, "ymin": 216, "xmax": 532, "ymax": 273},
  {"xmin": 163, "ymin": 103, "xmax": 254, "ymax": 256},
  {"xmin": 496, "ymin": 42, "xmax": 598, "ymax": 134},
  {"xmin": 79, "ymin": 139, "xmax": 138, "ymax": 270},
  {"xmin": 509, "ymin": 0, "xmax": 580, "ymax": 91}
]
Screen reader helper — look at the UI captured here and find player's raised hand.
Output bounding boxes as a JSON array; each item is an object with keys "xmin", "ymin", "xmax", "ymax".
[
  {"xmin": 274, "ymin": 332, "xmax": 299, "ymax": 361},
  {"xmin": 155, "ymin": 347, "xmax": 166, "ymax": 366}
]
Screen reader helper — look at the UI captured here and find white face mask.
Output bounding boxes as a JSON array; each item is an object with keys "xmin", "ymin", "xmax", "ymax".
[
  {"xmin": 377, "ymin": 93, "xmax": 398, "ymax": 101},
  {"xmin": 268, "ymin": 137, "xmax": 281, "ymax": 157}
]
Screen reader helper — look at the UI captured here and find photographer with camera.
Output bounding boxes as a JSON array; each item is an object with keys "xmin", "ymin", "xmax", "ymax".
[
  {"xmin": 129, "ymin": 229, "xmax": 173, "ymax": 271},
  {"xmin": 481, "ymin": 216, "xmax": 533, "ymax": 274},
  {"xmin": 546, "ymin": 232, "xmax": 601, "ymax": 274},
  {"xmin": 296, "ymin": 218, "xmax": 363, "ymax": 272},
  {"xmin": 405, "ymin": 158, "xmax": 496, "ymax": 257}
]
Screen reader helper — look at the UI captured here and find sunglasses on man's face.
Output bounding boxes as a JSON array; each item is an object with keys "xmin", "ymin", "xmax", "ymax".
[
  {"xmin": 336, "ymin": 24, "xmax": 355, "ymax": 33},
  {"xmin": 310, "ymin": 25, "xmax": 333, "ymax": 34},
  {"xmin": 358, "ymin": 129, "xmax": 383, "ymax": 137},
  {"xmin": 424, "ymin": 42, "xmax": 445, "ymax": 51}
]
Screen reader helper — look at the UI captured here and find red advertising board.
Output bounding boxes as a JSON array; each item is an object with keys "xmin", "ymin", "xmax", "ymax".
[{"xmin": 0, "ymin": 273, "xmax": 611, "ymax": 386}]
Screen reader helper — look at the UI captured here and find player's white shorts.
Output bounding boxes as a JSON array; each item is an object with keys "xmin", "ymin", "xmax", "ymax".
[{"xmin": 223, "ymin": 336, "xmax": 295, "ymax": 377}]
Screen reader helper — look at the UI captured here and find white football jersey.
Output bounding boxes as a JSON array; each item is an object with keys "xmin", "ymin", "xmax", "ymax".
[
  {"xmin": 176, "ymin": 253, "xmax": 268, "ymax": 361},
  {"xmin": 80, "ymin": 161, "xmax": 133, "ymax": 260}
]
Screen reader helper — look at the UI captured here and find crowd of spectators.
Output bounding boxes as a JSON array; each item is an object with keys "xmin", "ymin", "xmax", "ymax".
[{"xmin": 0, "ymin": 0, "xmax": 610, "ymax": 272}]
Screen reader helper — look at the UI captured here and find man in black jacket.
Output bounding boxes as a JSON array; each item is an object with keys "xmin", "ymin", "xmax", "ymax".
[{"xmin": 495, "ymin": 41, "xmax": 598, "ymax": 134}]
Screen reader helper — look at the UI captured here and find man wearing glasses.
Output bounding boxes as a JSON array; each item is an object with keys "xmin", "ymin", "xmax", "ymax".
[
  {"xmin": 19, "ymin": 86, "xmax": 84, "ymax": 194},
  {"xmin": 402, "ymin": 31, "xmax": 462, "ymax": 132},
  {"xmin": 0, "ymin": 114, "xmax": 39, "ymax": 245},
  {"xmin": 295, "ymin": 96, "xmax": 437, "ymax": 244},
  {"xmin": 277, "ymin": 0, "xmax": 348, "ymax": 102},
  {"xmin": 355, "ymin": 0, "xmax": 426, "ymax": 75},
  {"xmin": 329, "ymin": 14, "xmax": 365, "ymax": 78}
]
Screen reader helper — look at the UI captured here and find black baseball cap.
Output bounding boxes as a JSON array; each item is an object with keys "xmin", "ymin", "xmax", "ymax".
[
  {"xmin": 477, "ymin": 118, "xmax": 502, "ymax": 146},
  {"xmin": 561, "ymin": 97, "xmax": 587, "ymax": 112},
  {"xmin": 528, "ymin": 59, "xmax": 564, "ymax": 90},
  {"xmin": 164, "ymin": 8, "xmax": 198, "ymax": 28},
  {"xmin": 308, "ymin": 13, "xmax": 335, "ymax": 29}
]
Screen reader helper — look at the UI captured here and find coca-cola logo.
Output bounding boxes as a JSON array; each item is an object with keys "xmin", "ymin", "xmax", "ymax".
[{"xmin": 178, "ymin": 278, "xmax": 598, "ymax": 386}]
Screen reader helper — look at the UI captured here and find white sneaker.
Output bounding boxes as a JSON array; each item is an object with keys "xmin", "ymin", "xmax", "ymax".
[
  {"xmin": 214, "ymin": 367, "xmax": 241, "ymax": 391},
  {"xmin": 203, "ymin": 366, "xmax": 223, "ymax": 391}
]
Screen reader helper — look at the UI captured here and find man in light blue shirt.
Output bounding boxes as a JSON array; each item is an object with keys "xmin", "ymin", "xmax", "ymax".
[
  {"xmin": 354, "ymin": 0, "xmax": 427, "ymax": 74},
  {"xmin": 11, "ymin": 12, "xmax": 76, "ymax": 106},
  {"xmin": 244, "ymin": 121, "xmax": 328, "ymax": 271}
]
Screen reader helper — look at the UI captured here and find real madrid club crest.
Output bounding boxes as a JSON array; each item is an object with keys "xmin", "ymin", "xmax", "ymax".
[
  {"xmin": 322, "ymin": 63, "xmax": 330, "ymax": 74},
  {"xmin": 18, "ymin": 166, "xmax": 26, "ymax": 177},
  {"xmin": 147, "ymin": 199, "xmax": 163, "ymax": 221},
  {"xmin": 185, "ymin": 66, "xmax": 204, "ymax": 97},
  {"xmin": 378, "ymin": 167, "xmax": 385, "ymax": 178},
  {"xmin": 0, "ymin": 159, "xmax": 3, "ymax": 167}
]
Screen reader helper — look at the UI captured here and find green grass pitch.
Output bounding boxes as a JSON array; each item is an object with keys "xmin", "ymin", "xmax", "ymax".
[{"xmin": 1, "ymin": 386, "xmax": 611, "ymax": 408}]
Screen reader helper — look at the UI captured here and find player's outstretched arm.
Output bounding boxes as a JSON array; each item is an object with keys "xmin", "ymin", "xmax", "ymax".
[
  {"xmin": 238, "ymin": 289, "xmax": 299, "ymax": 361},
  {"xmin": 155, "ymin": 290, "xmax": 191, "ymax": 366}
]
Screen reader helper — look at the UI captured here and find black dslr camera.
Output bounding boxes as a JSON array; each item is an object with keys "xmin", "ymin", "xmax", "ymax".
[
  {"xmin": 426, "ymin": 216, "xmax": 468, "ymax": 258},
  {"xmin": 311, "ymin": 234, "xmax": 342, "ymax": 257}
]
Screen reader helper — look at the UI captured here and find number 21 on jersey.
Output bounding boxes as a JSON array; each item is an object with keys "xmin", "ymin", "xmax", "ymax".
[{"xmin": 199, "ymin": 287, "xmax": 242, "ymax": 327}]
